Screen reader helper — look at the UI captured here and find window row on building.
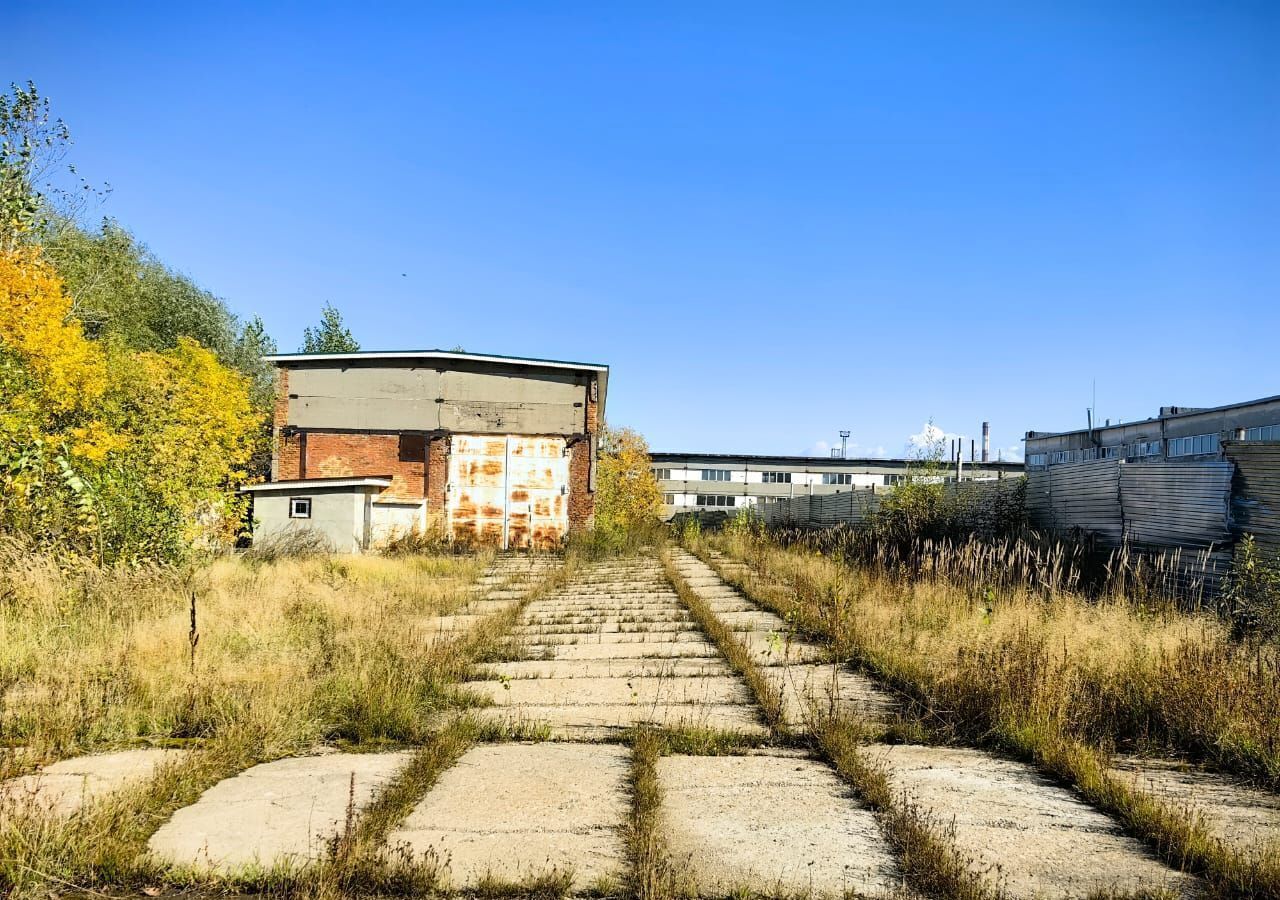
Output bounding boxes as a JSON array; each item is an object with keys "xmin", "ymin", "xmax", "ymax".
[{"xmin": 1029, "ymin": 425, "xmax": 1280, "ymax": 467}]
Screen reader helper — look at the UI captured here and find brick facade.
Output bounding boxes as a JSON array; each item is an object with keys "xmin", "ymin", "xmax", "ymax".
[
  {"xmin": 304, "ymin": 432, "xmax": 426, "ymax": 501},
  {"xmin": 567, "ymin": 373, "xmax": 600, "ymax": 530},
  {"xmin": 426, "ymin": 435, "xmax": 449, "ymax": 528},
  {"xmin": 273, "ymin": 368, "xmax": 302, "ymax": 481}
]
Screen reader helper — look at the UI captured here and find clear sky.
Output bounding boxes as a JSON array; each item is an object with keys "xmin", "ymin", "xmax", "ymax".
[{"xmin": 10, "ymin": 2, "xmax": 1278, "ymax": 460}]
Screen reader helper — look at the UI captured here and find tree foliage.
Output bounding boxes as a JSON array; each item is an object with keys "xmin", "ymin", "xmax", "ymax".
[
  {"xmin": 594, "ymin": 425, "xmax": 664, "ymax": 537},
  {"xmin": 0, "ymin": 249, "xmax": 260, "ymax": 562},
  {"xmin": 301, "ymin": 302, "xmax": 359, "ymax": 353}
]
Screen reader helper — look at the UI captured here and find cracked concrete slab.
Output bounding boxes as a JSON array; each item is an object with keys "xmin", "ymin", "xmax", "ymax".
[
  {"xmin": 873, "ymin": 744, "xmax": 1198, "ymax": 897},
  {"xmin": 761, "ymin": 664, "xmax": 898, "ymax": 730},
  {"xmin": 388, "ymin": 743, "xmax": 629, "ymax": 889},
  {"xmin": 469, "ymin": 675, "xmax": 752, "ymax": 707},
  {"xmin": 1111, "ymin": 756, "xmax": 1280, "ymax": 858},
  {"xmin": 148, "ymin": 752, "xmax": 412, "ymax": 874},
  {"xmin": 658, "ymin": 752, "xmax": 900, "ymax": 897},
  {"xmin": 0, "ymin": 748, "xmax": 186, "ymax": 817},
  {"xmin": 474, "ymin": 703, "xmax": 767, "ymax": 736}
]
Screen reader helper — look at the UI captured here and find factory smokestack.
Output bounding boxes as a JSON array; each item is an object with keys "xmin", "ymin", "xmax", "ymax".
[{"xmin": 981, "ymin": 422, "xmax": 990, "ymax": 463}]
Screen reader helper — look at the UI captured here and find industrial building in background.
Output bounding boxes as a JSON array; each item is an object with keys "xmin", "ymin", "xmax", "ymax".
[
  {"xmin": 1024, "ymin": 395, "xmax": 1280, "ymax": 468},
  {"xmin": 1022, "ymin": 393, "xmax": 1280, "ymax": 590},
  {"xmin": 651, "ymin": 447, "xmax": 1021, "ymax": 519},
  {"xmin": 243, "ymin": 350, "xmax": 607, "ymax": 551}
]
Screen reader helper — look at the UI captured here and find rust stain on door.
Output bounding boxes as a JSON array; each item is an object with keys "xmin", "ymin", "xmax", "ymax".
[{"xmin": 446, "ymin": 435, "xmax": 569, "ymax": 549}]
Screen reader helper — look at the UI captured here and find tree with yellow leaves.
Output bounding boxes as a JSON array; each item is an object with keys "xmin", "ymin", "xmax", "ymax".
[
  {"xmin": 593, "ymin": 425, "xmax": 665, "ymax": 540},
  {"xmin": 0, "ymin": 248, "xmax": 261, "ymax": 561}
]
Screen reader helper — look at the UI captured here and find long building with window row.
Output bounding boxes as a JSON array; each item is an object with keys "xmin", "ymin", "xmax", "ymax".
[
  {"xmin": 1023, "ymin": 394, "xmax": 1280, "ymax": 469},
  {"xmin": 650, "ymin": 452, "xmax": 1022, "ymax": 518}
]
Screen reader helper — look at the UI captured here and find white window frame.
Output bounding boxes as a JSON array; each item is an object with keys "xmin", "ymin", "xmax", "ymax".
[{"xmin": 289, "ymin": 497, "xmax": 312, "ymax": 519}]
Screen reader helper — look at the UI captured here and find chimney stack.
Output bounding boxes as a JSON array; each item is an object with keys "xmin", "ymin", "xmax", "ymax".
[{"xmin": 981, "ymin": 421, "xmax": 990, "ymax": 463}]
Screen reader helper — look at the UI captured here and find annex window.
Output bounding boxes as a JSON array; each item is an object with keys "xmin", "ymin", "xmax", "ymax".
[
  {"xmin": 289, "ymin": 497, "xmax": 312, "ymax": 519},
  {"xmin": 1245, "ymin": 424, "xmax": 1280, "ymax": 441},
  {"xmin": 695, "ymin": 494, "xmax": 736, "ymax": 507},
  {"xmin": 1026, "ymin": 454, "xmax": 1047, "ymax": 468},
  {"xmin": 653, "ymin": 468, "xmax": 673, "ymax": 481},
  {"xmin": 1099, "ymin": 446, "xmax": 1119, "ymax": 459},
  {"xmin": 700, "ymin": 469, "xmax": 732, "ymax": 482},
  {"xmin": 1168, "ymin": 433, "xmax": 1220, "ymax": 458},
  {"xmin": 1048, "ymin": 450, "xmax": 1076, "ymax": 465},
  {"xmin": 663, "ymin": 493, "xmax": 675, "ymax": 505},
  {"xmin": 822, "ymin": 473, "xmax": 853, "ymax": 485},
  {"xmin": 761, "ymin": 471, "xmax": 792, "ymax": 483},
  {"xmin": 1126, "ymin": 441, "xmax": 1162, "ymax": 459}
]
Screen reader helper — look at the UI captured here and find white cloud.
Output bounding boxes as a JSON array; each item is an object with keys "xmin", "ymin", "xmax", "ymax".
[{"xmin": 906, "ymin": 422, "xmax": 968, "ymax": 458}]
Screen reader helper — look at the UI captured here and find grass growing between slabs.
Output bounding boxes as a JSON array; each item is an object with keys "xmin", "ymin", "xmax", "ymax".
[
  {"xmin": 660, "ymin": 548, "xmax": 1003, "ymax": 900},
  {"xmin": 688, "ymin": 528, "xmax": 1280, "ymax": 898},
  {"xmin": 0, "ymin": 546, "xmax": 580, "ymax": 898}
]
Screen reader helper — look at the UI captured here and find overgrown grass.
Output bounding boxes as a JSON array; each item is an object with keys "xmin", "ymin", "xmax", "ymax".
[
  {"xmin": 0, "ymin": 545, "xmax": 577, "ymax": 898},
  {"xmin": 693, "ymin": 529, "xmax": 1280, "ymax": 898}
]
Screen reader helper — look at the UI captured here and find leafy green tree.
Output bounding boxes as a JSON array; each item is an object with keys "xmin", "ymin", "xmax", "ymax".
[
  {"xmin": 1, "ymin": 82, "xmax": 69, "ymax": 251},
  {"xmin": 300, "ymin": 303, "xmax": 360, "ymax": 353}
]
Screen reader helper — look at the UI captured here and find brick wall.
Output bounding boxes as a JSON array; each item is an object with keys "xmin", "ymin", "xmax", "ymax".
[
  {"xmin": 274, "ymin": 368, "xmax": 302, "ymax": 481},
  {"xmin": 303, "ymin": 432, "xmax": 426, "ymax": 500},
  {"xmin": 567, "ymin": 374, "xmax": 600, "ymax": 531},
  {"xmin": 426, "ymin": 435, "xmax": 449, "ymax": 527}
]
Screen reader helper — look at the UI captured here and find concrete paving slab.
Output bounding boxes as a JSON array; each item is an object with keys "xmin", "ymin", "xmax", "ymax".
[
  {"xmin": 737, "ymin": 631, "xmax": 830, "ymax": 666},
  {"xmin": 524, "ymin": 641, "xmax": 722, "ymax": 660},
  {"xmin": 762, "ymin": 664, "xmax": 898, "ymax": 730},
  {"xmin": 1111, "ymin": 756, "xmax": 1280, "ymax": 858},
  {"xmin": 874, "ymin": 744, "xmax": 1198, "ymax": 897},
  {"xmin": 474, "ymin": 703, "xmax": 767, "ymax": 736},
  {"xmin": 148, "ymin": 752, "xmax": 412, "ymax": 874},
  {"xmin": 469, "ymin": 675, "xmax": 752, "ymax": 707},
  {"xmin": 0, "ymin": 748, "xmax": 186, "ymax": 817},
  {"xmin": 526, "ymin": 630, "xmax": 709, "ymax": 645},
  {"xmin": 715, "ymin": 610, "xmax": 790, "ymax": 632},
  {"xmin": 477, "ymin": 658, "xmax": 736, "ymax": 680},
  {"xmin": 657, "ymin": 753, "xmax": 899, "ymax": 897},
  {"xmin": 388, "ymin": 743, "xmax": 628, "ymax": 888}
]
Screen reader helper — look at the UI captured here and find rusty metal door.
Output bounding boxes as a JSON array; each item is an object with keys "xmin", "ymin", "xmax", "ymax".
[{"xmin": 446, "ymin": 435, "xmax": 569, "ymax": 549}]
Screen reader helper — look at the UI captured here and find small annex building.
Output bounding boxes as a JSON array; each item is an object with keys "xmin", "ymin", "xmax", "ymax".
[{"xmin": 243, "ymin": 350, "xmax": 608, "ymax": 551}]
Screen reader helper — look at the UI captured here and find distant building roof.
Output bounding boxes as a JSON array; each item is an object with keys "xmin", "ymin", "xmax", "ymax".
[
  {"xmin": 1025, "ymin": 393, "xmax": 1280, "ymax": 441},
  {"xmin": 650, "ymin": 451, "xmax": 1023, "ymax": 470}
]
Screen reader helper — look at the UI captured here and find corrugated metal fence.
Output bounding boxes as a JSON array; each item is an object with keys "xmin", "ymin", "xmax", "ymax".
[
  {"xmin": 1224, "ymin": 440, "xmax": 1280, "ymax": 560},
  {"xmin": 1025, "ymin": 458, "xmax": 1233, "ymax": 550}
]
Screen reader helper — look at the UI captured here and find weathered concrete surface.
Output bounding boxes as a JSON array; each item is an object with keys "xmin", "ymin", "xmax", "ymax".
[
  {"xmin": 1112, "ymin": 756, "xmax": 1280, "ymax": 858},
  {"xmin": 475, "ymin": 703, "xmax": 766, "ymax": 738},
  {"xmin": 521, "ymin": 641, "xmax": 723, "ymax": 660},
  {"xmin": 389, "ymin": 743, "xmax": 628, "ymax": 888},
  {"xmin": 0, "ymin": 748, "xmax": 185, "ymax": 817},
  {"xmin": 477, "ymin": 658, "xmax": 734, "ymax": 679},
  {"xmin": 762, "ymin": 663, "xmax": 897, "ymax": 730},
  {"xmin": 658, "ymin": 752, "xmax": 900, "ymax": 897},
  {"xmin": 148, "ymin": 752, "xmax": 412, "ymax": 873},
  {"xmin": 874, "ymin": 744, "xmax": 1198, "ymax": 897},
  {"xmin": 470, "ymin": 675, "xmax": 751, "ymax": 706}
]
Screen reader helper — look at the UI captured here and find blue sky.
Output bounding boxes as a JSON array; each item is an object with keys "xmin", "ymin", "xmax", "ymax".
[{"xmin": 10, "ymin": 2, "xmax": 1278, "ymax": 460}]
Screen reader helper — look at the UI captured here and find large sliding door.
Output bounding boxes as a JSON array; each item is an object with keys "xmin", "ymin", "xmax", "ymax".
[{"xmin": 447, "ymin": 435, "xmax": 569, "ymax": 549}]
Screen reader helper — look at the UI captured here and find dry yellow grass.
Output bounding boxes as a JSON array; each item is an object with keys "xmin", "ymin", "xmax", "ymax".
[
  {"xmin": 694, "ymin": 528, "xmax": 1280, "ymax": 896},
  {"xmin": 1, "ymin": 550, "xmax": 493, "ymax": 774}
]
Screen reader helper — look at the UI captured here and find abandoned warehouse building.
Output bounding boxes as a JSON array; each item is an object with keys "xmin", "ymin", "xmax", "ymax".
[{"xmin": 242, "ymin": 350, "xmax": 607, "ymax": 551}]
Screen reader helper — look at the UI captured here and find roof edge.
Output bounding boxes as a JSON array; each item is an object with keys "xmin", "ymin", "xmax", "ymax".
[
  {"xmin": 264, "ymin": 349, "xmax": 609, "ymax": 373},
  {"xmin": 240, "ymin": 477, "xmax": 393, "ymax": 492}
]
